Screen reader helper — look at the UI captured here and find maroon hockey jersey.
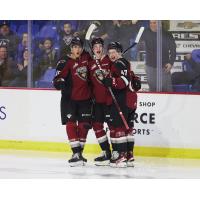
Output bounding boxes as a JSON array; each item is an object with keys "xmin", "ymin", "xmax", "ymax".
[
  {"xmin": 55, "ymin": 51, "xmax": 92, "ymax": 101},
  {"xmin": 105, "ymin": 58, "xmax": 138, "ymax": 110},
  {"xmin": 105, "ymin": 58, "xmax": 131, "ymax": 105},
  {"xmin": 89, "ymin": 55, "xmax": 112, "ymax": 103}
]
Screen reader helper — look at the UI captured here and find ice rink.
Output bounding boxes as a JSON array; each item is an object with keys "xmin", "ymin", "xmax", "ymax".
[{"xmin": 0, "ymin": 149, "xmax": 200, "ymax": 179}]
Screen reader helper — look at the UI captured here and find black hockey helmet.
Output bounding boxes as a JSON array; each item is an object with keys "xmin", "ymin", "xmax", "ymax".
[
  {"xmin": 91, "ymin": 37, "xmax": 104, "ymax": 47},
  {"xmin": 70, "ymin": 37, "xmax": 83, "ymax": 47},
  {"xmin": 107, "ymin": 42, "xmax": 123, "ymax": 53}
]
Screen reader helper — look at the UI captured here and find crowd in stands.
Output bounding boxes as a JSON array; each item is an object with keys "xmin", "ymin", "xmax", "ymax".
[
  {"xmin": 0, "ymin": 20, "xmax": 147, "ymax": 88},
  {"xmin": 0, "ymin": 20, "xmax": 200, "ymax": 92}
]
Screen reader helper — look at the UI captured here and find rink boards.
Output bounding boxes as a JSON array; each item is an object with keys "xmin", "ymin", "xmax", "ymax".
[{"xmin": 1, "ymin": 88, "xmax": 200, "ymax": 158}]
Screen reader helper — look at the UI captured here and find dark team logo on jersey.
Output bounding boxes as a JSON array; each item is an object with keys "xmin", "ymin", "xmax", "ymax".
[
  {"xmin": 76, "ymin": 66, "xmax": 88, "ymax": 81},
  {"xmin": 94, "ymin": 69, "xmax": 110, "ymax": 84}
]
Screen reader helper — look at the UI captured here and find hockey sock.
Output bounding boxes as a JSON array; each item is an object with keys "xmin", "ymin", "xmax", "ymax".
[
  {"xmin": 111, "ymin": 127, "xmax": 127, "ymax": 153},
  {"xmin": 126, "ymin": 127, "xmax": 135, "ymax": 153},
  {"xmin": 78, "ymin": 122, "xmax": 90, "ymax": 151},
  {"xmin": 93, "ymin": 122, "xmax": 110, "ymax": 151},
  {"xmin": 66, "ymin": 121, "xmax": 81, "ymax": 153},
  {"xmin": 109, "ymin": 126, "xmax": 117, "ymax": 151}
]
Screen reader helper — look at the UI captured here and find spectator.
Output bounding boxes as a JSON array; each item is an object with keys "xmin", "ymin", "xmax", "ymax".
[
  {"xmin": 9, "ymin": 49, "xmax": 29, "ymax": 87},
  {"xmin": 0, "ymin": 46, "xmax": 16, "ymax": 86},
  {"xmin": 112, "ymin": 20, "xmax": 139, "ymax": 60},
  {"xmin": 59, "ymin": 22, "xmax": 76, "ymax": 57},
  {"xmin": 142, "ymin": 20, "xmax": 176, "ymax": 92},
  {"xmin": 76, "ymin": 20, "xmax": 91, "ymax": 39},
  {"xmin": 17, "ymin": 32, "xmax": 28, "ymax": 63},
  {"xmin": 172, "ymin": 49, "xmax": 200, "ymax": 91},
  {"xmin": 34, "ymin": 38, "xmax": 58, "ymax": 80},
  {"xmin": 90, "ymin": 20, "xmax": 115, "ymax": 48},
  {"xmin": 0, "ymin": 21, "xmax": 19, "ymax": 59}
]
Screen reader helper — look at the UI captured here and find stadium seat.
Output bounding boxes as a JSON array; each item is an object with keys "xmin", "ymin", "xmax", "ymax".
[
  {"xmin": 17, "ymin": 24, "xmax": 40, "ymax": 38},
  {"xmin": 172, "ymin": 60, "xmax": 194, "ymax": 92},
  {"xmin": 10, "ymin": 24, "xmax": 17, "ymax": 33},
  {"xmin": 38, "ymin": 25, "xmax": 57, "ymax": 39},
  {"xmin": 35, "ymin": 68, "xmax": 56, "ymax": 88},
  {"xmin": 172, "ymin": 84, "xmax": 192, "ymax": 92}
]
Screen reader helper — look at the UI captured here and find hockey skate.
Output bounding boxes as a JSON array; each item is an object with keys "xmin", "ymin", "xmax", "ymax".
[
  {"xmin": 126, "ymin": 151, "xmax": 135, "ymax": 167},
  {"xmin": 110, "ymin": 151, "xmax": 127, "ymax": 168},
  {"xmin": 94, "ymin": 151, "xmax": 111, "ymax": 166},
  {"xmin": 80, "ymin": 153, "xmax": 87, "ymax": 164},
  {"xmin": 68, "ymin": 153, "xmax": 85, "ymax": 167}
]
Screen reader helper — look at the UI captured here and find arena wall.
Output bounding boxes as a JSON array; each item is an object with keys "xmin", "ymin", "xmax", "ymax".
[{"xmin": 1, "ymin": 88, "xmax": 200, "ymax": 158}]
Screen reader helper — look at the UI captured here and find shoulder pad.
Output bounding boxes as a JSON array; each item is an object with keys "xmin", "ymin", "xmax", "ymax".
[
  {"xmin": 115, "ymin": 58, "xmax": 129, "ymax": 70},
  {"xmin": 56, "ymin": 57, "xmax": 69, "ymax": 70}
]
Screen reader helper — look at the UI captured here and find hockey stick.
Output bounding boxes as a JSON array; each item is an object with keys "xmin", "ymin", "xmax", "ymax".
[
  {"xmin": 85, "ymin": 24, "xmax": 129, "ymax": 130},
  {"xmin": 122, "ymin": 26, "xmax": 145, "ymax": 55}
]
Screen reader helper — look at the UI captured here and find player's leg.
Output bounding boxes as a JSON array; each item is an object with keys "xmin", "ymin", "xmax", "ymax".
[
  {"xmin": 109, "ymin": 104, "xmax": 128, "ymax": 168},
  {"xmin": 77, "ymin": 99, "xmax": 93, "ymax": 163},
  {"xmin": 93, "ymin": 103, "xmax": 111, "ymax": 166},
  {"xmin": 65, "ymin": 100, "xmax": 84, "ymax": 167},
  {"xmin": 126, "ymin": 108, "xmax": 136, "ymax": 167},
  {"xmin": 104, "ymin": 105, "xmax": 115, "ymax": 151}
]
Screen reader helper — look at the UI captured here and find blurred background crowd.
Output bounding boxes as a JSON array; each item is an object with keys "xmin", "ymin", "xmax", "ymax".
[{"xmin": 0, "ymin": 20, "xmax": 200, "ymax": 92}]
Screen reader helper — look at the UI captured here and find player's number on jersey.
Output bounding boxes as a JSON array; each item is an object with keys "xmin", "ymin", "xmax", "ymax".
[{"xmin": 121, "ymin": 70, "xmax": 128, "ymax": 76}]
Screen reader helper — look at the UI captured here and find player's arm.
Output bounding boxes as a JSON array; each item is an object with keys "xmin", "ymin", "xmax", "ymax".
[
  {"xmin": 129, "ymin": 71, "xmax": 141, "ymax": 92},
  {"xmin": 53, "ymin": 58, "xmax": 69, "ymax": 90},
  {"xmin": 102, "ymin": 60, "xmax": 129, "ymax": 89}
]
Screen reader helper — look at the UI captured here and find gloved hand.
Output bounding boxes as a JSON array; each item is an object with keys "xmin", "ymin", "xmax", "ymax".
[
  {"xmin": 132, "ymin": 78, "xmax": 141, "ymax": 91},
  {"xmin": 53, "ymin": 78, "xmax": 65, "ymax": 90},
  {"xmin": 102, "ymin": 77, "xmax": 113, "ymax": 87}
]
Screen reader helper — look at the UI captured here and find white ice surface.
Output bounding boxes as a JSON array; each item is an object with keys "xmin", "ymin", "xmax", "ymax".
[{"xmin": 0, "ymin": 150, "xmax": 200, "ymax": 179}]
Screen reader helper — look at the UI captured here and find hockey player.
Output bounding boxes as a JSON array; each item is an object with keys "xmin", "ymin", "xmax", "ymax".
[
  {"xmin": 126, "ymin": 70, "xmax": 141, "ymax": 167},
  {"xmin": 102, "ymin": 41, "xmax": 140, "ymax": 167},
  {"xmin": 89, "ymin": 37, "xmax": 113, "ymax": 166},
  {"xmin": 53, "ymin": 37, "xmax": 92, "ymax": 167}
]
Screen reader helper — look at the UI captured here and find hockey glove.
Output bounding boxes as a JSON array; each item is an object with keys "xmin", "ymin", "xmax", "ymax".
[
  {"xmin": 102, "ymin": 77, "xmax": 113, "ymax": 87},
  {"xmin": 132, "ymin": 78, "xmax": 141, "ymax": 91},
  {"xmin": 53, "ymin": 78, "xmax": 65, "ymax": 90}
]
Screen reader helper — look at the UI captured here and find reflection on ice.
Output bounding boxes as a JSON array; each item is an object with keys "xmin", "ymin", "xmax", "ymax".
[{"xmin": 0, "ymin": 150, "xmax": 200, "ymax": 179}]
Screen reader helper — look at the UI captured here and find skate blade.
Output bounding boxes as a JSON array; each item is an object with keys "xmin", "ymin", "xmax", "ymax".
[
  {"xmin": 110, "ymin": 162, "xmax": 127, "ymax": 168},
  {"xmin": 127, "ymin": 161, "xmax": 134, "ymax": 167},
  {"xmin": 69, "ymin": 161, "xmax": 84, "ymax": 167},
  {"xmin": 95, "ymin": 160, "xmax": 110, "ymax": 166}
]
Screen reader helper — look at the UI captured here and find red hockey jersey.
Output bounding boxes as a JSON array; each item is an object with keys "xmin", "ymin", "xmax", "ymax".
[
  {"xmin": 55, "ymin": 51, "xmax": 92, "ymax": 101},
  {"xmin": 106, "ymin": 58, "xmax": 130, "ymax": 105},
  {"xmin": 106, "ymin": 58, "xmax": 138, "ymax": 110},
  {"xmin": 89, "ymin": 55, "xmax": 112, "ymax": 103}
]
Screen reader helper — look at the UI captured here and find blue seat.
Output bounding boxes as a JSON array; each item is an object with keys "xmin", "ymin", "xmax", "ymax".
[
  {"xmin": 17, "ymin": 24, "xmax": 39, "ymax": 38},
  {"xmin": 10, "ymin": 24, "xmax": 17, "ymax": 33},
  {"xmin": 172, "ymin": 84, "xmax": 192, "ymax": 92},
  {"xmin": 35, "ymin": 68, "xmax": 56, "ymax": 88},
  {"xmin": 182, "ymin": 60, "xmax": 193, "ymax": 72},
  {"xmin": 172, "ymin": 60, "xmax": 194, "ymax": 92},
  {"xmin": 38, "ymin": 25, "xmax": 57, "ymax": 39}
]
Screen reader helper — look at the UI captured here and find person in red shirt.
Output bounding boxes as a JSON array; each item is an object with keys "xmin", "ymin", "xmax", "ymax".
[
  {"xmin": 89, "ymin": 38, "xmax": 113, "ymax": 166},
  {"xmin": 102, "ymin": 41, "xmax": 141, "ymax": 167},
  {"xmin": 53, "ymin": 37, "xmax": 92, "ymax": 167}
]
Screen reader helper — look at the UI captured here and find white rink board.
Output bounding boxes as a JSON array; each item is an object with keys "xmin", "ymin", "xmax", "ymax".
[
  {"xmin": 134, "ymin": 93, "xmax": 200, "ymax": 148},
  {"xmin": 0, "ymin": 89, "xmax": 200, "ymax": 149}
]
